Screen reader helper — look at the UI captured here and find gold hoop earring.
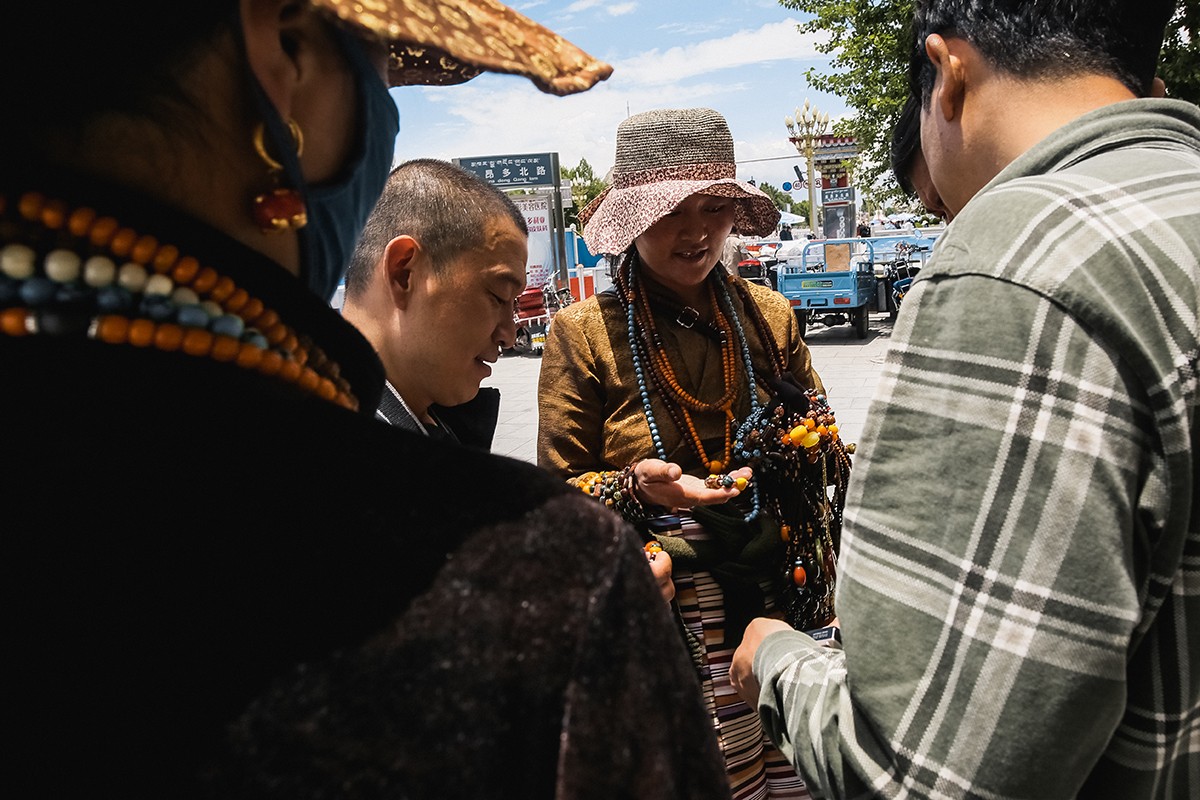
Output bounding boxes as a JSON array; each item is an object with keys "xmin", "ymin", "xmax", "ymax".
[{"xmin": 250, "ymin": 120, "xmax": 307, "ymax": 234}]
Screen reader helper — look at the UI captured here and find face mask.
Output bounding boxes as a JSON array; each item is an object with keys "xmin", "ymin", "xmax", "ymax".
[{"xmin": 253, "ymin": 25, "xmax": 400, "ymax": 302}]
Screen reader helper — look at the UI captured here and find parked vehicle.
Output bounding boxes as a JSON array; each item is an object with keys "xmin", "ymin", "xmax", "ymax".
[
  {"xmin": 776, "ymin": 238, "xmax": 878, "ymax": 339},
  {"xmin": 882, "ymin": 241, "xmax": 929, "ymax": 316},
  {"xmin": 508, "ymin": 281, "xmax": 576, "ymax": 356}
]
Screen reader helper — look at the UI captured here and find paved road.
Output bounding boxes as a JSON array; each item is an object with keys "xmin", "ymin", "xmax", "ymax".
[{"xmin": 483, "ymin": 309, "xmax": 896, "ymax": 465}]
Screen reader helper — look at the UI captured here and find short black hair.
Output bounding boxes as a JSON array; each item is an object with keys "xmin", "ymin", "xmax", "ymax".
[
  {"xmin": 910, "ymin": 0, "xmax": 1177, "ymax": 104},
  {"xmin": 890, "ymin": 94, "xmax": 923, "ymax": 198},
  {"xmin": 344, "ymin": 159, "xmax": 528, "ymax": 300}
]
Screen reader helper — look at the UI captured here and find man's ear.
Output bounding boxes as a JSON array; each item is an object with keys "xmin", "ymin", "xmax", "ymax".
[
  {"xmin": 384, "ymin": 235, "xmax": 421, "ymax": 311},
  {"xmin": 925, "ymin": 33, "xmax": 965, "ymax": 123}
]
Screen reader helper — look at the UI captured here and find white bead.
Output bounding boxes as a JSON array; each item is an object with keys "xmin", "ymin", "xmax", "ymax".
[
  {"xmin": 201, "ymin": 300, "xmax": 224, "ymax": 318},
  {"xmin": 144, "ymin": 273, "xmax": 174, "ymax": 297},
  {"xmin": 44, "ymin": 249, "xmax": 82, "ymax": 283},
  {"xmin": 1, "ymin": 244, "xmax": 36, "ymax": 279},
  {"xmin": 171, "ymin": 286, "xmax": 200, "ymax": 306},
  {"xmin": 83, "ymin": 255, "xmax": 117, "ymax": 287},
  {"xmin": 118, "ymin": 262, "xmax": 147, "ymax": 292}
]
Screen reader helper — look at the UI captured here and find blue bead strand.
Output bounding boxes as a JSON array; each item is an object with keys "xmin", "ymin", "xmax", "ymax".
[{"xmin": 625, "ymin": 258, "xmax": 667, "ymax": 459}]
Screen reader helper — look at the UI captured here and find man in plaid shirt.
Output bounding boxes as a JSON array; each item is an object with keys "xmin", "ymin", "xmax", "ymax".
[{"xmin": 731, "ymin": 1, "xmax": 1198, "ymax": 798}]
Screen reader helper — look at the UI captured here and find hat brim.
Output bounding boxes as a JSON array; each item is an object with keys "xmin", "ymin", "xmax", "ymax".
[
  {"xmin": 314, "ymin": 0, "xmax": 613, "ymax": 96},
  {"xmin": 580, "ymin": 180, "xmax": 781, "ymax": 255}
]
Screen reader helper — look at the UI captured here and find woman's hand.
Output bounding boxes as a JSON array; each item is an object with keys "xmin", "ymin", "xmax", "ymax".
[
  {"xmin": 644, "ymin": 544, "xmax": 675, "ymax": 603},
  {"xmin": 632, "ymin": 458, "xmax": 753, "ymax": 511}
]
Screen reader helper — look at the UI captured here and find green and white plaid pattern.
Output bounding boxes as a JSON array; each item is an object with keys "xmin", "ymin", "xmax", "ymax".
[{"xmin": 754, "ymin": 99, "xmax": 1200, "ymax": 799}]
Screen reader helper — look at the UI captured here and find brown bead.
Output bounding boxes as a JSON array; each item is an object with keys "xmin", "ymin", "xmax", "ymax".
[
  {"xmin": 153, "ymin": 323, "xmax": 184, "ymax": 352},
  {"xmin": 67, "ymin": 207, "xmax": 97, "ymax": 238},
  {"xmin": 181, "ymin": 328, "xmax": 214, "ymax": 357},
  {"xmin": 1, "ymin": 308, "xmax": 28, "ymax": 337},
  {"xmin": 95, "ymin": 315, "xmax": 130, "ymax": 344},
  {"xmin": 211, "ymin": 334, "xmax": 240, "ymax": 362},
  {"xmin": 154, "ymin": 245, "xmax": 181, "ymax": 274},
  {"xmin": 110, "ymin": 227, "xmax": 138, "ymax": 258},
  {"xmin": 192, "ymin": 267, "xmax": 218, "ymax": 294},
  {"xmin": 131, "ymin": 235, "xmax": 159, "ymax": 265},
  {"xmin": 127, "ymin": 319, "xmax": 156, "ymax": 348}
]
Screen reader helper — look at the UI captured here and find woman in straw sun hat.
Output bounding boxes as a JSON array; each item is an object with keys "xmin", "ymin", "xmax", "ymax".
[
  {"xmin": 539, "ymin": 107, "xmax": 854, "ymax": 799},
  {"xmin": 0, "ymin": 3, "xmax": 736, "ymax": 797}
]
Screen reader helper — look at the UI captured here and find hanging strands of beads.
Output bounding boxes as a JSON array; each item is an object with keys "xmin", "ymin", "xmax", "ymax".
[{"xmin": 732, "ymin": 388, "xmax": 854, "ymax": 631}]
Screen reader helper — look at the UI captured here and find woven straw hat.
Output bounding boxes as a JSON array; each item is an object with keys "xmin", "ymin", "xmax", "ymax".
[
  {"xmin": 579, "ymin": 108, "xmax": 780, "ymax": 254},
  {"xmin": 313, "ymin": 0, "xmax": 612, "ymax": 96}
]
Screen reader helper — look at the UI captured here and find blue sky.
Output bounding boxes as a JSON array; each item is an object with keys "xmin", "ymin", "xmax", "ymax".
[{"xmin": 388, "ymin": 0, "xmax": 846, "ymax": 198}]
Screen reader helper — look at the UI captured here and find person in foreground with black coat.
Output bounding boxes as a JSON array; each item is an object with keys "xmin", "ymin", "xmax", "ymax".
[{"xmin": 0, "ymin": 1, "xmax": 731, "ymax": 798}]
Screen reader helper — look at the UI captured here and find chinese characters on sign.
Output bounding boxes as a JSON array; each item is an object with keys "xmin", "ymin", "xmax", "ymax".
[
  {"xmin": 513, "ymin": 196, "xmax": 552, "ymax": 287},
  {"xmin": 455, "ymin": 153, "xmax": 554, "ymax": 188}
]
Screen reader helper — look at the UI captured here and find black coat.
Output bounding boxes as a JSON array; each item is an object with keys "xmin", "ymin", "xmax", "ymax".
[{"xmin": 1, "ymin": 168, "xmax": 731, "ymax": 799}]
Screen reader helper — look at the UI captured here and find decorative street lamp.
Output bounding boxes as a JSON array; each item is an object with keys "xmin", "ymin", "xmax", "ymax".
[{"xmin": 785, "ymin": 99, "xmax": 829, "ymax": 237}]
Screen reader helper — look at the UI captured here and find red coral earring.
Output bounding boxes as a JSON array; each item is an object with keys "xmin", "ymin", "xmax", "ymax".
[{"xmin": 250, "ymin": 120, "xmax": 308, "ymax": 234}]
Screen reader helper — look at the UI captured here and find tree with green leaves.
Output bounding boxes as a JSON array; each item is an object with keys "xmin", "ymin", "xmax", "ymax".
[
  {"xmin": 1160, "ymin": 3, "xmax": 1199, "ymax": 104},
  {"xmin": 756, "ymin": 182, "xmax": 796, "ymax": 214},
  {"xmin": 779, "ymin": 0, "xmax": 1198, "ymax": 207},
  {"xmin": 560, "ymin": 157, "xmax": 607, "ymax": 229}
]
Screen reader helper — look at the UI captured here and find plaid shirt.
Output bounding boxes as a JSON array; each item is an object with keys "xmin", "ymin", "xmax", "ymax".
[{"xmin": 753, "ymin": 99, "xmax": 1200, "ymax": 799}]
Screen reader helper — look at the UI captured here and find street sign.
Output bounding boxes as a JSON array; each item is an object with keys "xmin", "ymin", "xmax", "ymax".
[
  {"xmin": 782, "ymin": 181, "xmax": 792, "ymax": 192},
  {"xmin": 822, "ymin": 187, "xmax": 855, "ymax": 205},
  {"xmin": 453, "ymin": 152, "xmax": 555, "ymax": 188}
]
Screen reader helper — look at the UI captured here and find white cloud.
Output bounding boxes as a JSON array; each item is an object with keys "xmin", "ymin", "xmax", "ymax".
[
  {"xmin": 607, "ymin": 3, "xmax": 637, "ymax": 15},
  {"xmin": 392, "ymin": 17, "xmax": 837, "ymax": 192},
  {"xmin": 565, "ymin": 0, "xmax": 604, "ymax": 11}
]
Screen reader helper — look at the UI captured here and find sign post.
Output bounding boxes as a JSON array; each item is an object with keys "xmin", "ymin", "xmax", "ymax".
[{"xmin": 453, "ymin": 151, "xmax": 568, "ymax": 287}]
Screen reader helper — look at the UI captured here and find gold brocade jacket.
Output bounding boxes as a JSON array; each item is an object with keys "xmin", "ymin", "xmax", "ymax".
[{"xmin": 537, "ymin": 274, "xmax": 825, "ymax": 480}]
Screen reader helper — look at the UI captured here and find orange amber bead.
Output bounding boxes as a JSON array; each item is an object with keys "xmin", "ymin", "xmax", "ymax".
[
  {"xmin": 211, "ymin": 335, "xmax": 240, "ymax": 362},
  {"xmin": 154, "ymin": 244, "xmax": 180, "ymax": 274},
  {"xmin": 224, "ymin": 288, "xmax": 249, "ymax": 313},
  {"xmin": 789, "ymin": 425, "xmax": 806, "ymax": 445},
  {"xmin": 239, "ymin": 297, "xmax": 264, "ymax": 323},
  {"xmin": 181, "ymin": 328, "xmax": 214, "ymax": 357},
  {"xmin": 153, "ymin": 323, "xmax": 184, "ymax": 352},
  {"xmin": 803, "ymin": 417, "xmax": 816, "ymax": 430},
  {"xmin": 297, "ymin": 367, "xmax": 320, "ymax": 393},
  {"xmin": 263, "ymin": 322, "xmax": 288, "ymax": 346},
  {"xmin": 779, "ymin": 523, "xmax": 791, "ymax": 543},
  {"xmin": 171, "ymin": 255, "xmax": 200, "ymax": 284},
  {"xmin": 67, "ymin": 207, "xmax": 97, "ymax": 238},
  {"xmin": 40, "ymin": 199, "xmax": 68, "ymax": 230},
  {"xmin": 127, "ymin": 319, "xmax": 156, "ymax": 347},
  {"xmin": 235, "ymin": 343, "xmax": 265, "ymax": 370},
  {"xmin": 109, "ymin": 227, "xmax": 137, "ymax": 258},
  {"xmin": 1, "ymin": 308, "xmax": 28, "ymax": 337},
  {"xmin": 792, "ymin": 566, "xmax": 807, "ymax": 587},
  {"xmin": 17, "ymin": 192, "xmax": 45, "ymax": 221},
  {"xmin": 258, "ymin": 350, "xmax": 284, "ymax": 376},
  {"xmin": 255, "ymin": 308, "xmax": 279, "ymax": 330},
  {"xmin": 315, "ymin": 377, "xmax": 338, "ymax": 402},
  {"xmin": 279, "ymin": 332, "xmax": 298, "ymax": 354},
  {"xmin": 89, "ymin": 217, "xmax": 119, "ymax": 247},
  {"xmin": 95, "ymin": 315, "xmax": 130, "ymax": 344},
  {"xmin": 191, "ymin": 267, "xmax": 218, "ymax": 294},
  {"xmin": 130, "ymin": 235, "xmax": 159, "ymax": 265},
  {"xmin": 208, "ymin": 276, "xmax": 235, "ymax": 304},
  {"xmin": 291, "ymin": 345, "xmax": 308, "ymax": 367},
  {"xmin": 278, "ymin": 358, "xmax": 302, "ymax": 383}
]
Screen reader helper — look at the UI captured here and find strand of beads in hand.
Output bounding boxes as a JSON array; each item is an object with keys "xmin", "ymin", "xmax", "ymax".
[{"xmin": 731, "ymin": 388, "xmax": 854, "ymax": 630}]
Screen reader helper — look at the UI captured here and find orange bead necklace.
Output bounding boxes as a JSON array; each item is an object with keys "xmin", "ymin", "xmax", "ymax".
[{"xmin": 0, "ymin": 191, "xmax": 358, "ymax": 410}]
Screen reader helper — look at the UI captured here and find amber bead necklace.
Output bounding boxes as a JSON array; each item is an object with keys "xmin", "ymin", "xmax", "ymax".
[
  {"xmin": 0, "ymin": 191, "xmax": 357, "ymax": 410},
  {"xmin": 620, "ymin": 252, "xmax": 763, "ymax": 473}
]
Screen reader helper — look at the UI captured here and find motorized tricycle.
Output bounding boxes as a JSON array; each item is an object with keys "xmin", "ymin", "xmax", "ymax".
[{"xmin": 776, "ymin": 238, "xmax": 877, "ymax": 339}]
